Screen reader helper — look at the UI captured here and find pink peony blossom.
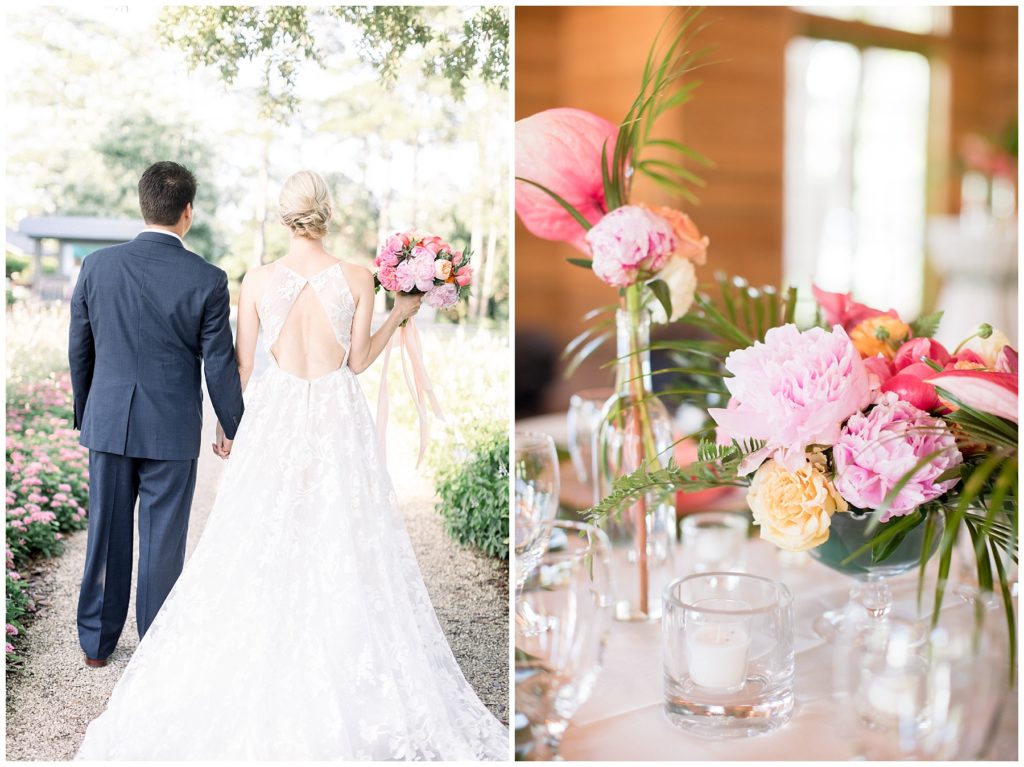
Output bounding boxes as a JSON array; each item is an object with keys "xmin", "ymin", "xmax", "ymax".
[
  {"xmin": 394, "ymin": 260, "xmax": 417, "ymax": 292},
  {"xmin": 709, "ymin": 324, "xmax": 873, "ymax": 474},
  {"xmin": 515, "ymin": 107, "xmax": 618, "ymax": 252},
  {"xmin": 833, "ymin": 392, "xmax": 962, "ymax": 520},
  {"xmin": 424, "ymin": 283, "xmax": 458, "ymax": 309},
  {"xmin": 377, "ymin": 264, "xmax": 399, "ymax": 292},
  {"xmin": 586, "ymin": 205, "xmax": 676, "ymax": 287},
  {"xmin": 410, "ymin": 250, "xmax": 436, "ymax": 292}
]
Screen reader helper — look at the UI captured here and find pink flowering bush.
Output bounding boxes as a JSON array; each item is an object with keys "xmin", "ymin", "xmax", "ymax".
[
  {"xmin": 6, "ymin": 372, "xmax": 90, "ymax": 665},
  {"xmin": 709, "ymin": 324, "xmax": 873, "ymax": 474},
  {"xmin": 585, "ymin": 205, "xmax": 677, "ymax": 288},
  {"xmin": 833, "ymin": 393, "xmax": 963, "ymax": 522}
]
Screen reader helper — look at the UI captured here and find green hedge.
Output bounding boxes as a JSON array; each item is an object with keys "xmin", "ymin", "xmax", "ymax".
[{"xmin": 432, "ymin": 425, "xmax": 509, "ymax": 559}]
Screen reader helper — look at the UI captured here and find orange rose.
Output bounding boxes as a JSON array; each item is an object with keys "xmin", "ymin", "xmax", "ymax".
[
  {"xmin": 638, "ymin": 203, "xmax": 709, "ymax": 265},
  {"xmin": 850, "ymin": 316, "xmax": 912, "ymax": 360}
]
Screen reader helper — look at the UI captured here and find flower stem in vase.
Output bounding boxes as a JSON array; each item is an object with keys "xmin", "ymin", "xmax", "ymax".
[{"xmin": 594, "ymin": 286, "xmax": 675, "ymax": 621}]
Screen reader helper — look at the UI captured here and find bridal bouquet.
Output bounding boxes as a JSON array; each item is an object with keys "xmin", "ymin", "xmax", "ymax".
[
  {"xmin": 373, "ymin": 231, "xmax": 472, "ymax": 310},
  {"xmin": 371, "ymin": 231, "xmax": 471, "ymax": 468}
]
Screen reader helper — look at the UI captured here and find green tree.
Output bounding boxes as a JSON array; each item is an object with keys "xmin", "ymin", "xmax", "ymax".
[
  {"xmin": 56, "ymin": 112, "xmax": 229, "ymax": 261},
  {"xmin": 158, "ymin": 5, "xmax": 509, "ymax": 120}
]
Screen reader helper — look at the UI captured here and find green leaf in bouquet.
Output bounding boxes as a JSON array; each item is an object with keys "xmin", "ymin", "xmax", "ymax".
[
  {"xmin": 564, "ymin": 330, "xmax": 613, "ymax": 379},
  {"xmin": 514, "ymin": 176, "xmax": 593, "ymax": 233},
  {"xmin": 909, "ymin": 311, "xmax": 944, "ymax": 339},
  {"xmin": 647, "ymin": 278, "xmax": 673, "ymax": 322},
  {"xmin": 990, "ymin": 535, "xmax": 1017, "ymax": 681},
  {"xmin": 646, "ymin": 135, "xmax": 714, "ymax": 167},
  {"xmin": 782, "ymin": 285, "xmax": 798, "ymax": 324},
  {"xmin": 916, "ymin": 511, "xmax": 939, "ymax": 610},
  {"xmin": 567, "ymin": 257, "xmax": 594, "ymax": 269},
  {"xmin": 842, "ymin": 509, "xmax": 923, "ymax": 565},
  {"xmin": 870, "ymin": 511, "xmax": 924, "ymax": 564}
]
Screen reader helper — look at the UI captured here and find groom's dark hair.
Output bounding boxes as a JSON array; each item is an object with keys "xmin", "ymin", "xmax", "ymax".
[{"xmin": 138, "ymin": 161, "xmax": 197, "ymax": 225}]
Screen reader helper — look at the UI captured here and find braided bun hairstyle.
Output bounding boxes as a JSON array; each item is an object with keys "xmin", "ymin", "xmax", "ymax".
[{"xmin": 278, "ymin": 170, "xmax": 333, "ymax": 239}]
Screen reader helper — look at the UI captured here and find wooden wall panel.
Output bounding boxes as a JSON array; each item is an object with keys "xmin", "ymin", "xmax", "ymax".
[{"xmin": 516, "ymin": 5, "xmax": 1017, "ymax": 414}]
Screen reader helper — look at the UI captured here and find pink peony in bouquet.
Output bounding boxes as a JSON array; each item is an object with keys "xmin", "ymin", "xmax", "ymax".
[{"xmin": 373, "ymin": 232, "xmax": 472, "ymax": 310}]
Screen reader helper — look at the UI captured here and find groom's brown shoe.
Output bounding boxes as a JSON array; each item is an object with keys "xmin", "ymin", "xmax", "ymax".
[{"xmin": 84, "ymin": 655, "xmax": 107, "ymax": 668}]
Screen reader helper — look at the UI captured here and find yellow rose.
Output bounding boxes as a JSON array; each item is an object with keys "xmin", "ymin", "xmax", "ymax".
[
  {"xmin": 746, "ymin": 456, "xmax": 848, "ymax": 552},
  {"xmin": 849, "ymin": 316, "xmax": 911, "ymax": 359}
]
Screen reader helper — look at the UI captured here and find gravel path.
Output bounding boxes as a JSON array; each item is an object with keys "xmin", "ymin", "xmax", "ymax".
[{"xmin": 5, "ymin": 398, "xmax": 508, "ymax": 760}]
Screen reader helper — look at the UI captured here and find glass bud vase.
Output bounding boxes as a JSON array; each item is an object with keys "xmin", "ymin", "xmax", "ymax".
[{"xmin": 594, "ymin": 306, "xmax": 677, "ymax": 621}]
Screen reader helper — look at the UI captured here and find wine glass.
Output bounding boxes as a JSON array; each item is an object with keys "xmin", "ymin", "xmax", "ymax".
[
  {"xmin": 566, "ymin": 387, "xmax": 613, "ymax": 494},
  {"xmin": 515, "ymin": 521, "xmax": 613, "ymax": 761},
  {"xmin": 514, "ymin": 431, "xmax": 559, "ymax": 591}
]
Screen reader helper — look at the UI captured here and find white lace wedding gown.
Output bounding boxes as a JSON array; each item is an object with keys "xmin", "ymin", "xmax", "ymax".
[{"xmin": 76, "ymin": 262, "xmax": 508, "ymax": 760}]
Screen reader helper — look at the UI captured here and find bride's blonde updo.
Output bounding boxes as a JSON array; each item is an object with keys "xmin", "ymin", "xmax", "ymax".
[{"xmin": 278, "ymin": 170, "xmax": 333, "ymax": 239}]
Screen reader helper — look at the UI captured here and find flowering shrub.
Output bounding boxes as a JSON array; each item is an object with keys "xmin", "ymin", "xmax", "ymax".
[{"xmin": 6, "ymin": 372, "xmax": 90, "ymax": 666}]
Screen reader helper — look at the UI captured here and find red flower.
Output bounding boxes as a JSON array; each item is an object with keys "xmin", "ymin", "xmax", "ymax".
[{"xmin": 811, "ymin": 284, "xmax": 901, "ymax": 332}]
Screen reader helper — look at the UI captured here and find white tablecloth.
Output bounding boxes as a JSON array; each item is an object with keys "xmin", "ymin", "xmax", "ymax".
[{"xmin": 559, "ymin": 539, "xmax": 1019, "ymax": 761}]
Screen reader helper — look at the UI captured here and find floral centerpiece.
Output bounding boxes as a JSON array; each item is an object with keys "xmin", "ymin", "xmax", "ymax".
[
  {"xmin": 588, "ymin": 281, "xmax": 1019, "ymax": 671},
  {"xmin": 515, "ymin": 9, "xmax": 713, "ymax": 620}
]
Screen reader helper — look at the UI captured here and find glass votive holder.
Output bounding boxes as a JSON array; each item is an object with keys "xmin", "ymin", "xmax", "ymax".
[
  {"xmin": 662, "ymin": 573, "xmax": 794, "ymax": 738},
  {"xmin": 681, "ymin": 511, "xmax": 749, "ymax": 573}
]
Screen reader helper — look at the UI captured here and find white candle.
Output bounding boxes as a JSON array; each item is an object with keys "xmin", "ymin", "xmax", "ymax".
[
  {"xmin": 686, "ymin": 621, "xmax": 751, "ymax": 690},
  {"xmin": 867, "ymin": 671, "xmax": 920, "ymax": 717},
  {"xmin": 694, "ymin": 527, "xmax": 735, "ymax": 564}
]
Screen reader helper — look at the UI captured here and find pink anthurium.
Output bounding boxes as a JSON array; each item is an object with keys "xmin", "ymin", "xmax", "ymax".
[
  {"xmin": 925, "ymin": 369, "xmax": 1019, "ymax": 423},
  {"xmin": 514, "ymin": 107, "xmax": 618, "ymax": 253},
  {"xmin": 811, "ymin": 284, "xmax": 901, "ymax": 332}
]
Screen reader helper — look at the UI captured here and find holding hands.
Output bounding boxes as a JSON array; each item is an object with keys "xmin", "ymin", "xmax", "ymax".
[{"xmin": 212, "ymin": 422, "xmax": 232, "ymax": 459}]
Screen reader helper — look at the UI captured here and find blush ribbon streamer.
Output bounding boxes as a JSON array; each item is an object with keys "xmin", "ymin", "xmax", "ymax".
[{"xmin": 376, "ymin": 318, "xmax": 445, "ymax": 467}]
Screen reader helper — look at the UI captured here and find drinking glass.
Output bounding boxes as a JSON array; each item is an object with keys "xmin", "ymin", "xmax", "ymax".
[
  {"xmin": 835, "ymin": 594, "xmax": 1011, "ymax": 760},
  {"xmin": 515, "ymin": 521, "xmax": 613, "ymax": 761},
  {"xmin": 681, "ymin": 511, "xmax": 749, "ymax": 573},
  {"xmin": 566, "ymin": 387, "xmax": 614, "ymax": 492},
  {"xmin": 663, "ymin": 573, "xmax": 795, "ymax": 738},
  {"xmin": 514, "ymin": 431, "xmax": 559, "ymax": 591}
]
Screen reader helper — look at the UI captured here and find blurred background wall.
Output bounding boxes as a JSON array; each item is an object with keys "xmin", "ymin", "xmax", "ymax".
[{"xmin": 515, "ymin": 5, "xmax": 1017, "ymax": 416}]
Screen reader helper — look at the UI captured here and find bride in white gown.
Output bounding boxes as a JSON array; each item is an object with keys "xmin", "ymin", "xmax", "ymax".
[{"xmin": 76, "ymin": 171, "xmax": 508, "ymax": 760}]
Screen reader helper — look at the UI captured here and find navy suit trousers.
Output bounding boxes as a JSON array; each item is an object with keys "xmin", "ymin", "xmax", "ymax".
[{"xmin": 77, "ymin": 450, "xmax": 197, "ymax": 660}]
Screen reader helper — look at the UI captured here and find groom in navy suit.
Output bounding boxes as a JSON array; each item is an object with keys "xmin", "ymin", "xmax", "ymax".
[{"xmin": 69, "ymin": 162, "xmax": 244, "ymax": 666}]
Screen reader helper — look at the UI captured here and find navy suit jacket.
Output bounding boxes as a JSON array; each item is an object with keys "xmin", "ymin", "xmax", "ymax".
[{"xmin": 68, "ymin": 231, "xmax": 244, "ymax": 460}]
